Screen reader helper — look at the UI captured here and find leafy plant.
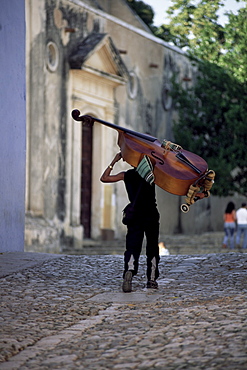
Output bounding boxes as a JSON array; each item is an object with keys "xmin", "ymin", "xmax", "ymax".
[
  {"xmin": 172, "ymin": 61, "xmax": 247, "ymax": 196},
  {"xmin": 126, "ymin": 0, "xmax": 155, "ymax": 30}
]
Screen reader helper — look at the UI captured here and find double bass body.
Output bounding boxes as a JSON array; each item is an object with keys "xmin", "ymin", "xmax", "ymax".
[{"xmin": 117, "ymin": 129, "xmax": 208, "ymax": 196}]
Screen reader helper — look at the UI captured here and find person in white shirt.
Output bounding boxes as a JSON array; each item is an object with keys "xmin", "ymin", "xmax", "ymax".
[{"xmin": 236, "ymin": 203, "xmax": 247, "ymax": 249}]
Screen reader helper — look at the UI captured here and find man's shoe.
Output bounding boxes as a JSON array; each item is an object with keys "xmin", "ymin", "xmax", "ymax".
[
  {"xmin": 122, "ymin": 271, "xmax": 132, "ymax": 293},
  {"xmin": 147, "ymin": 280, "xmax": 158, "ymax": 289}
]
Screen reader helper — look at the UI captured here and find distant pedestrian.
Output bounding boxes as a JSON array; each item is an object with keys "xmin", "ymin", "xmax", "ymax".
[
  {"xmin": 236, "ymin": 203, "xmax": 247, "ymax": 250},
  {"xmin": 222, "ymin": 201, "xmax": 236, "ymax": 249}
]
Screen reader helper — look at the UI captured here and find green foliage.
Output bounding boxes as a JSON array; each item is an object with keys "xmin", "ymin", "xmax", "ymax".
[
  {"xmin": 154, "ymin": 0, "xmax": 225, "ymax": 62},
  {"xmin": 128, "ymin": 0, "xmax": 247, "ymax": 75},
  {"xmin": 154, "ymin": 0, "xmax": 247, "ymax": 71},
  {"xmin": 172, "ymin": 61, "xmax": 247, "ymax": 196},
  {"xmin": 126, "ymin": 0, "xmax": 155, "ymax": 29},
  {"xmin": 153, "ymin": 0, "xmax": 247, "ymax": 196},
  {"xmin": 219, "ymin": 6, "xmax": 247, "ymax": 83}
]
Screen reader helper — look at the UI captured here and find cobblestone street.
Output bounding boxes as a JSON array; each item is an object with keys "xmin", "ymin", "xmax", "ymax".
[{"xmin": 0, "ymin": 251, "xmax": 247, "ymax": 369}]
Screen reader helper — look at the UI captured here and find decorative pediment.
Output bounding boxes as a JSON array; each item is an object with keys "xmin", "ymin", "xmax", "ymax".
[{"xmin": 69, "ymin": 33, "xmax": 129, "ymax": 83}]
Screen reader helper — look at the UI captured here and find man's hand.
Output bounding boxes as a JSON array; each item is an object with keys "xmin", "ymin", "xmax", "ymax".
[{"xmin": 111, "ymin": 152, "xmax": 122, "ymax": 165}]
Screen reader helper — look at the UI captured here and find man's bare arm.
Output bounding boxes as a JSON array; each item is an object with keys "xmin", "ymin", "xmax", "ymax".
[{"xmin": 100, "ymin": 152, "xmax": 125, "ymax": 183}]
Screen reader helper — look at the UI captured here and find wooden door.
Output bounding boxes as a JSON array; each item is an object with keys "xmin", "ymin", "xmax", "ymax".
[{"xmin": 81, "ymin": 121, "xmax": 93, "ymax": 238}]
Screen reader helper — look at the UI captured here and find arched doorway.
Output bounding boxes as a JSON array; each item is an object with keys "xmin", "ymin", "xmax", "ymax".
[{"xmin": 81, "ymin": 119, "xmax": 93, "ymax": 238}]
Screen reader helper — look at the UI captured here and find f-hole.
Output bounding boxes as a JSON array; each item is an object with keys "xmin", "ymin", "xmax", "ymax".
[{"xmin": 80, "ymin": 119, "xmax": 93, "ymax": 238}]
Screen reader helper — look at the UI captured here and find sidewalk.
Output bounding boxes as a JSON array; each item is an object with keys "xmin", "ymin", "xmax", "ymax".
[
  {"xmin": 0, "ymin": 251, "xmax": 247, "ymax": 369},
  {"xmin": 0, "ymin": 252, "xmax": 64, "ymax": 278}
]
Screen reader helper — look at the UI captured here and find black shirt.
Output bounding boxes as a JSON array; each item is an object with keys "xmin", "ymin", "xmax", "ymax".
[{"xmin": 124, "ymin": 169, "xmax": 159, "ymax": 219}]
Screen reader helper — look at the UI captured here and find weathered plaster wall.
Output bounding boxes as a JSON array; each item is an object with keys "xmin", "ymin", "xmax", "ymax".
[{"xmin": 0, "ymin": 0, "xmax": 26, "ymax": 252}]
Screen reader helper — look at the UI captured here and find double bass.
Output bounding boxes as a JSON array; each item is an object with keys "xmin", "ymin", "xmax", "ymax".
[{"xmin": 71, "ymin": 110, "xmax": 215, "ymax": 212}]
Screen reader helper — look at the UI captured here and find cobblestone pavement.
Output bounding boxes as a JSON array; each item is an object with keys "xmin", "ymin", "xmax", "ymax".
[{"xmin": 0, "ymin": 252, "xmax": 247, "ymax": 369}]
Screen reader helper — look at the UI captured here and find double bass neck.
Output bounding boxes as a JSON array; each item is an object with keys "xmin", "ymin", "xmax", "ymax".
[{"xmin": 71, "ymin": 110, "xmax": 157, "ymax": 143}]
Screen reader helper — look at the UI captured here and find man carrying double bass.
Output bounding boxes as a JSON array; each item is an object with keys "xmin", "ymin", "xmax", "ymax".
[
  {"xmin": 100, "ymin": 152, "xmax": 160, "ymax": 293},
  {"xmin": 72, "ymin": 110, "xmax": 215, "ymax": 292}
]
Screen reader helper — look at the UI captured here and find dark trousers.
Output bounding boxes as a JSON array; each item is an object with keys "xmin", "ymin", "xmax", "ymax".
[{"xmin": 123, "ymin": 218, "xmax": 160, "ymax": 281}]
